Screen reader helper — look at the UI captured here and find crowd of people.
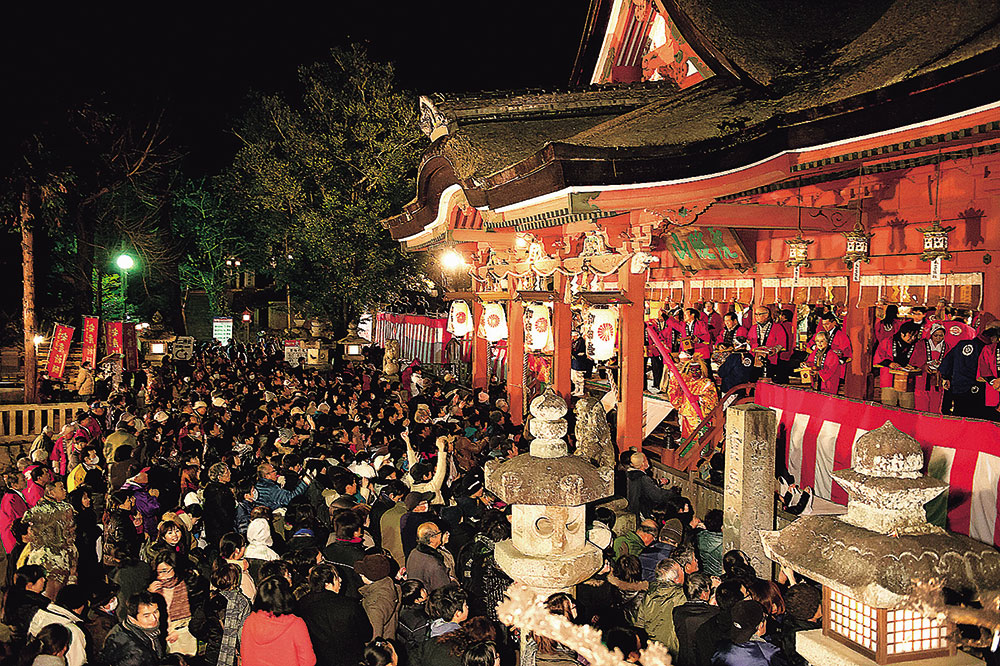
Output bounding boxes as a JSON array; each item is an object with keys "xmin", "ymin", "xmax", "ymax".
[{"xmin": 2, "ymin": 339, "xmax": 826, "ymax": 666}]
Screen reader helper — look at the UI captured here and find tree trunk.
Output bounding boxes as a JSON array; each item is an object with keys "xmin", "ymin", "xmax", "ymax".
[
  {"xmin": 20, "ymin": 186, "xmax": 38, "ymax": 404},
  {"xmin": 75, "ymin": 204, "xmax": 95, "ymax": 318}
]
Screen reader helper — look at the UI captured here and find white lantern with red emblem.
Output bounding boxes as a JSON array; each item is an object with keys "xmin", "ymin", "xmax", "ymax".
[
  {"xmin": 523, "ymin": 304, "xmax": 552, "ymax": 352},
  {"xmin": 480, "ymin": 303, "xmax": 508, "ymax": 342},
  {"xmin": 586, "ymin": 307, "xmax": 618, "ymax": 361},
  {"xmin": 447, "ymin": 301, "xmax": 473, "ymax": 337}
]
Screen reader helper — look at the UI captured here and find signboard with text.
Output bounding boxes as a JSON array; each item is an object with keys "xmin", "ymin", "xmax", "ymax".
[
  {"xmin": 173, "ymin": 336, "xmax": 195, "ymax": 361},
  {"xmin": 212, "ymin": 317, "xmax": 234, "ymax": 345},
  {"xmin": 81, "ymin": 316, "xmax": 99, "ymax": 368},
  {"xmin": 45, "ymin": 324, "xmax": 75, "ymax": 379},
  {"xmin": 663, "ymin": 227, "xmax": 752, "ymax": 272},
  {"xmin": 123, "ymin": 324, "xmax": 139, "ymax": 371},
  {"xmin": 104, "ymin": 321, "xmax": 124, "ymax": 356},
  {"xmin": 284, "ymin": 339, "xmax": 308, "ymax": 365}
]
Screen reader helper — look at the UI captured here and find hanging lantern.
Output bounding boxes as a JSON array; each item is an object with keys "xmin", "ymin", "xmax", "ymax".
[
  {"xmin": 842, "ymin": 221, "xmax": 872, "ymax": 264},
  {"xmin": 447, "ymin": 300, "xmax": 473, "ymax": 338},
  {"xmin": 523, "ymin": 304, "xmax": 552, "ymax": 352},
  {"xmin": 917, "ymin": 220, "xmax": 955, "ymax": 278},
  {"xmin": 586, "ymin": 307, "xmax": 617, "ymax": 361},
  {"xmin": 480, "ymin": 302, "xmax": 508, "ymax": 342},
  {"xmin": 785, "ymin": 234, "xmax": 814, "ymax": 268}
]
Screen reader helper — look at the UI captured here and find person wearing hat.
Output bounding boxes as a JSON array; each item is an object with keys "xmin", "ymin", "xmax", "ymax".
[
  {"xmin": 103, "ymin": 414, "xmax": 139, "ymax": 464},
  {"xmin": 406, "ymin": 522, "xmax": 453, "ymax": 592},
  {"xmin": 613, "ymin": 518, "xmax": 659, "ymax": 562},
  {"xmin": 638, "ymin": 518, "xmax": 683, "ymax": 582},
  {"xmin": 357, "ymin": 554, "xmax": 401, "ymax": 639},
  {"xmin": 711, "ymin": 600, "xmax": 783, "ymax": 666},
  {"xmin": 85, "ymin": 581, "xmax": 121, "ymax": 654},
  {"xmin": 667, "ymin": 356, "xmax": 719, "ymax": 441}
]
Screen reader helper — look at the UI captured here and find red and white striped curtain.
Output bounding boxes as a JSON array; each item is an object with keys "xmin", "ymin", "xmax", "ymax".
[
  {"xmin": 373, "ymin": 313, "xmax": 471, "ymax": 364},
  {"xmin": 757, "ymin": 383, "xmax": 1000, "ymax": 547}
]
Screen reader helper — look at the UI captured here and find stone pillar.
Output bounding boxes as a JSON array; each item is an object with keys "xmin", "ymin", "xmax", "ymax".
[
  {"xmin": 723, "ymin": 403, "xmax": 777, "ymax": 578},
  {"xmin": 507, "ymin": 299, "xmax": 525, "ymax": 426},
  {"xmin": 472, "ymin": 300, "xmax": 488, "ymax": 389},
  {"xmin": 551, "ymin": 275, "xmax": 572, "ymax": 403},
  {"xmin": 616, "ymin": 263, "xmax": 647, "ymax": 452}
]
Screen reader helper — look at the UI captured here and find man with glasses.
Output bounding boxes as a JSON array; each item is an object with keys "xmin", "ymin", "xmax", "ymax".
[
  {"xmin": 405, "ymin": 522, "xmax": 453, "ymax": 592},
  {"xmin": 748, "ymin": 307, "xmax": 789, "ymax": 383}
]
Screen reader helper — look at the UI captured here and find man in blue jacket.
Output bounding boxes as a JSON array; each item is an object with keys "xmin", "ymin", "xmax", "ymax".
[
  {"xmin": 254, "ymin": 462, "xmax": 309, "ymax": 509},
  {"xmin": 712, "ymin": 600, "xmax": 787, "ymax": 666}
]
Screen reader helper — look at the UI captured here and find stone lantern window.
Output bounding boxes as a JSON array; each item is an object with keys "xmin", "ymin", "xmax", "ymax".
[
  {"xmin": 762, "ymin": 422, "xmax": 1000, "ymax": 666},
  {"xmin": 823, "ymin": 587, "xmax": 952, "ymax": 663}
]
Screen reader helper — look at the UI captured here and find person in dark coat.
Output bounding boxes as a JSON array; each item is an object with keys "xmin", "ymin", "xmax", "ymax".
[
  {"xmin": 626, "ymin": 453, "xmax": 675, "ymax": 519},
  {"xmin": 674, "ymin": 574, "xmax": 719, "ymax": 666},
  {"xmin": 98, "ymin": 591, "xmax": 166, "ymax": 666},
  {"xmin": 711, "ymin": 600, "xmax": 786, "ymax": 666},
  {"xmin": 322, "ymin": 510, "xmax": 367, "ymax": 599},
  {"xmin": 202, "ymin": 463, "xmax": 237, "ymax": 550},
  {"xmin": 295, "ymin": 563, "xmax": 373, "ymax": 666},
  {"xmin": 776, "ymin": 584, "xmax": 822, "ymax": 666},
  {"xmin": 3, "ymin": 564, "xmax": 50, "ymax": 642},
  {"xmin": 695, "ymin": 580, "xmax": 745, "ymax": 666},
  {"xmin": 406, "ymin": 522, "xmax": 452, "ymax": 592}
]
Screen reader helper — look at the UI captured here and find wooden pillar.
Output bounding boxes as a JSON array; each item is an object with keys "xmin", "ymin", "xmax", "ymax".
[
  {"xmin": 507, "ymin": 298, "xmax": 525, "ymax": 426},
  {"xmin": 844, "ymin": 276, "xmax": 867, "ymax": 399},
  {"xmin": 471, "ymin": 300, "xmax": 488, "ymax": 389},
  {"xmin": 616, "ymin": 264, "xmax": 647, "ymax": 452},
  {"xmin": 552, "ymin": 276, "xmax": 572, "ymax": 402}
]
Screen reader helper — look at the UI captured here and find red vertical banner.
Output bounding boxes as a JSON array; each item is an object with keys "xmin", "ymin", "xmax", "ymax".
[
  {"xmin": 122, "ymin": 323, "xmax": 139, "ymax": 371},
  {"xmin": 105, "ymin": 321, "xmax": 124, "ymax": 356},
  {"xmin": 81, "ymin": 316, "xmax": 100, "ymax": 368},
  {"xmin": 45, "ymin": 324, "xmax": 75, "ymax": 380}
]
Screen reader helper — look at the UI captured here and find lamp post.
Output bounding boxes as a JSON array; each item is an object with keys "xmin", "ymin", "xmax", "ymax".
[
  {"xmin": 242, "ymin": 310, "xmax": 252, "ymax": 343},
  {"xmin": 115, "ymin": 253, "xmax": 135, "ymax": 321}
]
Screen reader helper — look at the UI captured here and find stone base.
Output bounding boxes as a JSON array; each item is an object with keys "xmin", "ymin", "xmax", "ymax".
[
  {"xmin": 798, "ymin": 630, "xmax": 982, "ymax": 666},
  {"xmin": 495, "ymin": 540, "xmax": 603, "ymax": 595}
]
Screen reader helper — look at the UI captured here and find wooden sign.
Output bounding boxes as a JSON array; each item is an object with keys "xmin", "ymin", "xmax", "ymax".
[{"xmin": 663, "ymin": 227, "xmax": 752, "ymax": 272}]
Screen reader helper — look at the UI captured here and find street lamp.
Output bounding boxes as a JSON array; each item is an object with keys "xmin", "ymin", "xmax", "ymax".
[{"xmin": 116, "ymin": 253, "xmax": 135, "ymax": 321}]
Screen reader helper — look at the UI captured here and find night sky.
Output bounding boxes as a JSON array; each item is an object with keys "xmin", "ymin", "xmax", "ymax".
[{"xmin": 2, "ymin": 2, "xmax": 591, "ymax": 174}]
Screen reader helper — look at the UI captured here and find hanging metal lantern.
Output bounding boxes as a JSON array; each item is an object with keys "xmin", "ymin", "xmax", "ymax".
[
  {"xmin": 917, "ymin": 220, "xmax": 955, "ymax": 279},
  {"xmin": 785, "ymin": 234, "xmax": 814, "ymax": 268},
  {"xmin": 842, "ymin": 221, "xmax": 872, "ymax": 264}
]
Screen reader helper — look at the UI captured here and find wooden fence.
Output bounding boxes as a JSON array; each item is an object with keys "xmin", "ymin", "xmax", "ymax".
[{"xmin": 0, "ymin": 402, "xmax": 87, "ymax": 443}]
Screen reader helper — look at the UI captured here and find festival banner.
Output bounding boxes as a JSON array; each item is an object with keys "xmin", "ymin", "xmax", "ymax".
[
  {"xmin": 45, "ymin": 324, "xmax": 75, "ymax": 380},
  {"xmin": 122, "ymin": 323, "xmax": 139, "ymax": 371},
  {"xmin": 756, "ymin": 382, "xmax": 1000, "ymax": 547},
  {"xmin": 104, "ymin": 321, "xmax": 124, "ymax": 356},
  {"xmin": 81, "ymin": 316, "xmax": 100, "ymax": 368}
]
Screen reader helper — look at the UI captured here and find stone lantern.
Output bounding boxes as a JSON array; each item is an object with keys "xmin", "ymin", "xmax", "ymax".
[
  {"xmin": 337, "ymin": 321, "xmax": 370, "ymax": 363},
  {"xmin": 761, "ymin": 422, "xmax": 1000, "ymax": 666},
  {"xmin": 485, "ymin": 387, "xmax": 614, "ymax": 595},
  {"xmin": 139, "ymin": 312, "xmax": 176, "ymax": 366}
]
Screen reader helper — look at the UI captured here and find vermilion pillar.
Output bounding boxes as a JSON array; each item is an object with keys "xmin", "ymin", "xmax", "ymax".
[
  {"xmin": 507, "ymin": 298, "xmax": 525, "ymax": 426},
  {"xmin": 471, "ymin": 299, "xmax": 488, "ymax": 389},
  {"xmin": 616, "ymin": 264, "xmax": 647, "ymax": 452},
  {"xmin": 552, "ymin": 276, "xmax": 572, "ymax": 402}
]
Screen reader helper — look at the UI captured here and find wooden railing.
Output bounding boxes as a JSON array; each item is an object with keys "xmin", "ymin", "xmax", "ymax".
[
  {"xmin": 657, "ymin": 383, "xmax": 757, "ymax": 471},
  {"xmin": 0, "ymin": 402, "xmax": 87, "ymax": 443}
]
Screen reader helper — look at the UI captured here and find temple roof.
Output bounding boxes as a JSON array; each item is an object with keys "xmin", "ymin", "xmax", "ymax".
[{"xmin": 387, "ymin": 0, "xmax": 1000, "ymax": 240}]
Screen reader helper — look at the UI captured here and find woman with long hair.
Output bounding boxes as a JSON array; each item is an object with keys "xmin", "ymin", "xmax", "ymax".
[
  {"xmin": 875, "ymin": 304, "xmax": 901, "ymax": 346},
  {"xmin": 527, "ymin": 593, "xmax": 578, "ymax": 666},
  {"xmin": 142, "ymin": 518, "xmax": 191, "ymax": 563},
  {"xmin": 198, "ymin": 561, "xmax": 252, "ymax": 666},
  {"xmin": 67, "ymin": 488, "xmax": 100, "ymax": 591},
  {"xmin": 147, "ymin": 550, "xmax": 205, "ymax": 657},
  {"xmin": 240, "ymin": 575, "xmax": 316, "ymax": 666}
]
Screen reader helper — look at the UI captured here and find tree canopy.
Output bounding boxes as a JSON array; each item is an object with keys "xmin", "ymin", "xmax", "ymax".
[{"xmin": 223, "ymin": 45, "xmax": 426, "ymax": 331}]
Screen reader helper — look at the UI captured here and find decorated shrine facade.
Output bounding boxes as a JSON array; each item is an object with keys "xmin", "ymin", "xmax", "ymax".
[{"xmin": 385, "ymin": 0, "xmax": 1000, "ymax": 451}]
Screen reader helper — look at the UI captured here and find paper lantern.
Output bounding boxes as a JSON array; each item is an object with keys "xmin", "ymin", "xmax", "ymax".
[
  {"xmin": 523, "ymin": 304, "xmax": 552, "ymax": 352},
  {"xmin": 448, "ymin": 300, "xmax": 473, "ymax": 337},
  {"xmin": 481, "ymin": 303, "xmax": 508, "ymax": 342},
  {"xmin": 586, "ymin": 308, "xmax": 617, "ymax": 361}
]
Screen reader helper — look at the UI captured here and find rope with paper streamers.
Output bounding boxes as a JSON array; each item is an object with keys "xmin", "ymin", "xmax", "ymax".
[{"xmin": 497, "ymin": 582, "xmax": 673, "ymax": 666}]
